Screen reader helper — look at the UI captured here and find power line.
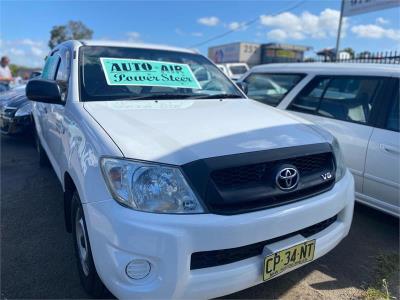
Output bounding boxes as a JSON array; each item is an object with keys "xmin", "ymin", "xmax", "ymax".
[{"xmin": 189, "ymin": 0, "xmax": 307, "ymax": 48}]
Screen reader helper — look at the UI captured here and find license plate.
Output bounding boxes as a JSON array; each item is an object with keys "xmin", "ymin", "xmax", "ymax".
[{"xmin": 263, "ymin": 240, "xmax": 315, "ymax": 281}]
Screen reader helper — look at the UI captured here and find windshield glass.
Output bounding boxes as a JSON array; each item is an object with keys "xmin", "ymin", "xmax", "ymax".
[
  {"xmin": 79, "ymin": 46, "xmax": 243, "ymax": 101},
  {"xmin": 229, "ymin": 65, "xmax": 248, "ymax": 75},
  {"xmin": 244, "ymin": 73, "xmax": 304, "ymax": 106}
]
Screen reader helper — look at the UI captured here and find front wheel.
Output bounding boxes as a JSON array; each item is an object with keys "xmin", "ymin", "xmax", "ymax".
[{"xmin": 71, "ymin": 192, "xmax": 106, "ymax": 298}]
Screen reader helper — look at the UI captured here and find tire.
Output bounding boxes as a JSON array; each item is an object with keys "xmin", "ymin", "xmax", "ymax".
[
  {"xmin": 71, "ymin": 192, "xmax": 106, "ymax": 298},
  {"xmin": 34, "ymin": 129, "xmax": 49, "ymax": 167}
]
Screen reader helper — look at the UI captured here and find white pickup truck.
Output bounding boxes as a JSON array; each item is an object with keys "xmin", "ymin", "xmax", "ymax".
[{"xmin": 26, "ymin": 40, "xmax": 354, "ymax": 299}]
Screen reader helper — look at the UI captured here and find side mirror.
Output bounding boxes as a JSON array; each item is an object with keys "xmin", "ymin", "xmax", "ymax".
[
  {"xmin": 26, "ymin": 79, "xmax": 64, "ymax": 104},
  {"xmin": 236, "ymin": 82, "xmax": 248, "ymax": 94}
]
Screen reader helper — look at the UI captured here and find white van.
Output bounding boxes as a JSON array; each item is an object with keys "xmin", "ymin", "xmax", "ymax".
[{"xmin": 216, "ymin": 62, "xmax": 249, "ymax": 80}]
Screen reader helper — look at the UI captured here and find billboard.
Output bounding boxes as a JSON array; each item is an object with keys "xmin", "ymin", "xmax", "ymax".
[
  {"xmin": 208, "ymin": 42, "xmax": 261, "ymax": 65},
  {"xmin": 275, "ymin": 50, "xmax": 296, "ymax": 59},
  {"xmin": 208, "ymin": 43, "xmax": 240, "ymax": 63},
  {"xmin": 343, "ymin": 0, "xmax": 400, "ymax": 16}
]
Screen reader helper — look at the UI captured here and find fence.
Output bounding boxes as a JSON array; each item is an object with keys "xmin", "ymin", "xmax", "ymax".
[{"xmin": 302, "ymin": 51, "xmax": 400, "ymax": 64}]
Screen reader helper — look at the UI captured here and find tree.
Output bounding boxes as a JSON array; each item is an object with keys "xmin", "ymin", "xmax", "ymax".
[
  {"xmin": 48, "ymin": 21, "xmax": 93, "ymax": 49},
  {"xmin": 9, "ymin": 64, "xmax": 19, "ymax": 77},
  {"xmin": 342, "ymin": 47, "xmax": 355, "ymax": 59}
]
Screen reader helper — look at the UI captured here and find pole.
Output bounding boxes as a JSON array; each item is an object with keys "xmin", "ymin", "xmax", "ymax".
[{"xmin": 335, "ymin": 0, "xmax": 345, "ymax": 61}]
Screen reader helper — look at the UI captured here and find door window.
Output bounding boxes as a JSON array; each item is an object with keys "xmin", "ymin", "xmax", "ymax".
[
  {"xmin": 41, "ymin": 54, "xmax": 60, "ymax": 80},
  {"xmin": 55, "ymin": 49, "xmax": 71, "ymax": 82},
  {"xmin": 55, "ymin": 48, "xmax": 71, "ymax": 101},
  {"xmin": 244, "ymin": 73, "xmax": 304, "ymax": 106},
  {"xmin": 386, "ymin": 89, "xmax": 399, "ymax": 132},
  {"xmin": 289, "ymin": 76, "xmax": 383, "ymax": 125}
]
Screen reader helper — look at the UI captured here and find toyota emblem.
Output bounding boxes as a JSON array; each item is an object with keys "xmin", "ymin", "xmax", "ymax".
[{"xmin": 276, "ymin": 166, "xmax": 299, "ymax": 190}]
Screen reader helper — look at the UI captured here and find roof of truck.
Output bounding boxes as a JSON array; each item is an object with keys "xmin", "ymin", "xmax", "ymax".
[
  {"xmin": 250, "ymin": 63, "xmax": 400, "ymax": 77},
  {"xmin": 79, "ymin": 40, "xmax": 197, "ymax": 54}
]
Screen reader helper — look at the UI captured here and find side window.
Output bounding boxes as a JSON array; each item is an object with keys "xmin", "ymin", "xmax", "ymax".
[
  {"xmin": 41, "ymin": 55, "xmax": 60, "ymax": 80},
  {"xmin": 290, "ymin": 76, "xmax": 382, "ymax": 125},
  {"xmin": 55, "ymin": 48, "xmax": 71, "ymax": 101},
  {"xmin": 386, "ymin": 89, "xmax": 399, "ymax": 132},
  {"xmin": 56, "ymin": 49, "xmax": 71, "ymax": 82},
  {"xmin": 243, "ymin": 73, "xmax": 304, "ymax": 107},
  {"xmin": 289, "ymin": 77, "xmax": 330, "ymax": 112}
]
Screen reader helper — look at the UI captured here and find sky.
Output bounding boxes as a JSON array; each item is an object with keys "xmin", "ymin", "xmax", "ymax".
[{"xmin": 0, "ymin": 0, "xmax": 399, "ymax": 68}]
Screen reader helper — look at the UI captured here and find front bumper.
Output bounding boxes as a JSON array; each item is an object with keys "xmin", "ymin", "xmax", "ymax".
[{"xmin": 83, "ymin": 170, "xmax": 354, "ymax": 299}]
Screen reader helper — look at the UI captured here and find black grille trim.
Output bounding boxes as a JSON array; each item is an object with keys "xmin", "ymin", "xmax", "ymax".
[
  {"xmin": 211, "ymin": 152, "xmax": 332, "ymax": 188},
  {"xmin": 209, "ymin": 180, "xmax": 334, "ymax": 215},
  {"xmin": 190, "ymin": 215, "xmax": 337, "ymax": 270},
  {"xmin": 181, "ymin": 143, "xmax": 336, "ymax": 215}
]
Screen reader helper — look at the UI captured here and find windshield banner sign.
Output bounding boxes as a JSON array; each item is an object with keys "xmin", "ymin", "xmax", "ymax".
[{"xmin": 100, "ymin": 58, "xmax": 201, "ymax": 89}]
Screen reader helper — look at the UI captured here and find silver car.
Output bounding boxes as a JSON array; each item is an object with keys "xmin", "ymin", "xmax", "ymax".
[{"xmin": 238, "ymin": 63, "xmax": 400, "ymax": 217}]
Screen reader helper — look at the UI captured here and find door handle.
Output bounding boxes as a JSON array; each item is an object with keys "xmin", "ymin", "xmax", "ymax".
[
  {"xmin": 43, "ymin": 107, "xmax": 48, "ymax": 114},
  {"xmin": 380, "ymin": 144, "xmax": 400, "ymax": 155}
]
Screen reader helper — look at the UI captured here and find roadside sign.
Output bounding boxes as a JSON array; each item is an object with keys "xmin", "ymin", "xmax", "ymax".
[
  {"xmin": 343, "ymin": 0, "xmax": 400, "ymax": 17},
  {"xmin": 336, "ymin": 0, "xmax": 400, "ymax": 59}
]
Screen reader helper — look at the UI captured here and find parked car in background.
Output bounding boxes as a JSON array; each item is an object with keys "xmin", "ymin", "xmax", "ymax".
[
  {"xmin": 30, "ymin": 71, "xmax": 42, "ymax": 79},
  {"xmin": 26, "ymin": 40, "xmax": 354, "ymax": 299},
  {"xmin": 238, "ymin": 63, "xmax": 400, "ymax": 217},
  {"xmin": 0, "ymin": 71, "xmax": 41, "ymax": 135},
  {"xmin": 0, "ymin": 85, "xmax": 33, "ymax": 135},
  {"xmin": 216, "ymin": 63, "xmax": 249, "ymax": 80}
]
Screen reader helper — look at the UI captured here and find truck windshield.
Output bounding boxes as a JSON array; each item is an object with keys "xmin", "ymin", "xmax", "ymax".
[
  {"xmin": 79, "ymin": 46, "xmax": 243, "ymax": 102},
  {"xmin": 229, "ymin": 65, "xmax": 248, "ymax": 75}
]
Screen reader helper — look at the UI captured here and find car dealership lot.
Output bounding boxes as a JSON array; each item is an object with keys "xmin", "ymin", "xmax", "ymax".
[{"xmin": 1, "ymin": 134, "xmax": 399, "ymax": 299}]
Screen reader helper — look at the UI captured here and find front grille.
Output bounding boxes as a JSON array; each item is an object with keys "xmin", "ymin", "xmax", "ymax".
[
  {"xmin": 212, "ymin": 163, "xmax": 266, "ymax": 188},
  {"xmin": 209, "ymin": 180, "xmax": 334, "ymax": 215},
  {"xmin": 181, "ymin": 143, "xmax": 336, "ymax": 215},
  {"xmin": 208, "ymin": 152, "xmax": 335, "ymax": 214},
  {"xmin": 212, "ymin": 152, "xmax": 332, "ymax": 188},
  {"xmin": 190, "ymin": 215, "xmax": 337, "ymax": 270}
]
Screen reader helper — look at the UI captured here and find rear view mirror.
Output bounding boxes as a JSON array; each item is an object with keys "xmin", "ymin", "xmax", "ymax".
[
  {"xmin": 26, "ymin": 79, "xmax": 64, "ymax": 105},
  {"xmin": 236, "ymin": 82, "xmax": 248, "ymax": 94}
]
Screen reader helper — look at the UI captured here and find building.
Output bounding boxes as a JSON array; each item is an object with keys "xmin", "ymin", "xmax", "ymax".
[
  {"xmin": 316, "ymin": 48, "xmax": 351, "ymax": 61},
  {"xmin": 208, "ymin": 42, "xmax": 261, "ymax": 66},
  {"xmin": 208, "ymin": 42, "xmax": 311, "ymax": 66},
  {"xmin": 260, "ymin": 43, "xmax": 311, "ymax": 64}
]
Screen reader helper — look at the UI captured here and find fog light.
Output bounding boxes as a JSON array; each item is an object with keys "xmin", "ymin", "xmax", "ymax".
[{"xmin": 125, "ymin": 259, "xmax": 151, "ymax": 280}]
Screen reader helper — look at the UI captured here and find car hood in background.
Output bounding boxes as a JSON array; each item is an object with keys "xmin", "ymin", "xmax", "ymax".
[
  {"xmin": 84, "ymin": 99, "xmax": 328, "ymax": 165},
  {"xmin": 0, "ymin": 86, "xmax": 28, "ymax": 109},
  {"xmin": 0, "ymin": 94, "xmax": 29, "ymax": 109}
]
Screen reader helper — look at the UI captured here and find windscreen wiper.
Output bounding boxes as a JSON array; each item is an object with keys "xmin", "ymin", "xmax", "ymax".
[
  {"xmin": 119, "ymin": 94, "xmax": 194, "ymax": 100},
  {"xmin": 118, "ymin": 93, "xmax": 243, "ymax": 101},
  {"xmin": 190, "ymin": 94, "xmax": 244, "ymax": 99}
]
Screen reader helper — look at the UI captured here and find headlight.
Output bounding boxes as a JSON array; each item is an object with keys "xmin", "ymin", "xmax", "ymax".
[
  {"xmin": 331, "ymin": 137, "xmax": 346, "ymax": 182},
  {"xmin": 100, "ymin": 157, "xmax": 204, "ymax": 213},
  {"xmin": 14, "ymin": 102, "xmax": 33, "ymax": 117}
]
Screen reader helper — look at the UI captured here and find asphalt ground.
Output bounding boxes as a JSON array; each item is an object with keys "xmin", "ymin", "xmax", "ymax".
[{"xmin": 1, "ymin": 133, "xmax": 399, "ymax": 299}]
